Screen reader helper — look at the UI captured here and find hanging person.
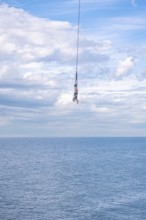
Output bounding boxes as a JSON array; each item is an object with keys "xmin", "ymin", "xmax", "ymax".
[{"xmin": 73, "ymin": 83, "xmax": 79, "ymax": 104}]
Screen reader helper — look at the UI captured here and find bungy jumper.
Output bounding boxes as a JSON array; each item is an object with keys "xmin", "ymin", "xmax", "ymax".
[{"xmin": 73, "ymin": 0, "xmax": 80, "ymax": 104}]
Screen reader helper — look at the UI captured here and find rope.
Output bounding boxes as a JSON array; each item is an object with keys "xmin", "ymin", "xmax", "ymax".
[{"xmin": 75, "ymin": 0, "xmax": 81, "ymax": 85}]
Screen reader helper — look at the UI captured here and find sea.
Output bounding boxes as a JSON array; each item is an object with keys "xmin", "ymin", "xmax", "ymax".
[{"xmin": 0, "ymin": 137, "xmax": 146, "ymax": 220}]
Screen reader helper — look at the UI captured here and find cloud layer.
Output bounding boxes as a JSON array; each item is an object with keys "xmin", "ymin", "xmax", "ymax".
[{"xmin": 0, "ymin": 3, "xmax": 146, "ymax": 136}]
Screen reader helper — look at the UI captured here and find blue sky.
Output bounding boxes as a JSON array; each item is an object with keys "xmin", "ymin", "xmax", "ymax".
[{"xmin": 0, "ymin": 0, "xmax": 146, "ymax": 137}]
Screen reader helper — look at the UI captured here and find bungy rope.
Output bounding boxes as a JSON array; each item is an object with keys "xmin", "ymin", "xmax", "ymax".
[{"xmin": 75, "ymin": 0, "xmax": 81, "ymax": 86}]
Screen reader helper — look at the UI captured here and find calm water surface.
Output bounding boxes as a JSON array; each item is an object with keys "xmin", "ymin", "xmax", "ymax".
[{"xmin": 0, "ymin": 137, "xmax": 146, "ymax": 220}]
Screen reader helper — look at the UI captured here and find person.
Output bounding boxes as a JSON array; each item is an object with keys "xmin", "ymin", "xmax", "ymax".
[{"xmin": 73, "ymin": 84, "xmax": 79, "ymax": 104}]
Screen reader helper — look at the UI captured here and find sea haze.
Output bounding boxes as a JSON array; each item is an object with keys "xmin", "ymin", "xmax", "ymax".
[{"xmin": 0, "ymin": 137, "xmax": 146, "ymax": 220}]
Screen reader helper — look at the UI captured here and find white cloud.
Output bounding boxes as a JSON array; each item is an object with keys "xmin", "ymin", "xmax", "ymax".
[
  {"xmin": 116, "ymin": 57, "xmax": 135, "ymax": 78},
  {"xmin": 91, "ymin": 105, "xmax": 111, "ymax": 113},
  {"xmin": 0, "ymin": 4, "xmax": 76, "ymax": 82},
  {"xmin": 56, "ymin": 93, "xmax": 73, "ymax": 106}
]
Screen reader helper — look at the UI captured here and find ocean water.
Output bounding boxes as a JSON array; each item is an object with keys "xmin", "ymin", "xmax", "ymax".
[{"xmin": 0, "ymin": 137, "xmax": 146, "ymax": 220}]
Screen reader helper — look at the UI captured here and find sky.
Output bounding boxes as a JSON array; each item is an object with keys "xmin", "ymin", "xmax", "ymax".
[{"xmin": 0, "ymin": 0, "xmax": 146, "ymax": 137}]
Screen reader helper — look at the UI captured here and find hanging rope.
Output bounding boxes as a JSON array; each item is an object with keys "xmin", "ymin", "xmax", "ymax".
[{"xmin": 75, "ymin": 0, "xmax": 81, "ymax": 85}]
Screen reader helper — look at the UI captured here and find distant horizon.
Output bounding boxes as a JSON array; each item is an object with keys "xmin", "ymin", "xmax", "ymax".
[{"xmin": 0, "ymin": 136, "xmax": 146, "ymax": 138}]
